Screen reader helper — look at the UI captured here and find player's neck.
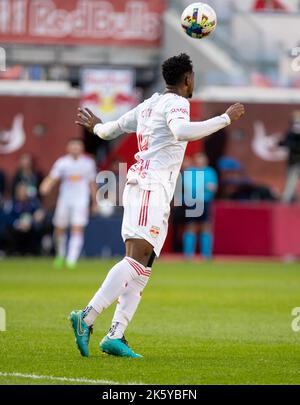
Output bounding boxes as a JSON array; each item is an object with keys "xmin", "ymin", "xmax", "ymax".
[
  {"xmin": 70, "ymin": 154, "xmax": 81, "ymax": 160},
  {"xmin": 164, "ymin": 86, "xmax": 187, "ymax": 99}
]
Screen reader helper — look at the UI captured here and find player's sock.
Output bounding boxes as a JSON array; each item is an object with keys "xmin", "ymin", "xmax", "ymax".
[
  {"xmin": 183, "ymin": 232, "xmax": 196, "ymax": 258},
  {"xmin": 83, "ymin": 257, "xmax": 147, "ymax": 325},
  {"xmin": 108, "ymin": 268, "xmax": 151, "ymax": 339},
  {"xmin": 200, "ymin": 232, "xmax": 213, "ymax": 259},
  {"xmin": 66, "ymin": 232, "xmax": 84, "ymax": 265},
  {"xmin": 55, "ymin": 232, "xmax": 67, "ymax": 258},
  {"xmin": 82, "ymin": 306, "xmax": 98, "ymax": 327}
]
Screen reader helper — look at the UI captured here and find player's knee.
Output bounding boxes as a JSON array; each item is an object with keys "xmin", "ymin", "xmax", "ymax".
[
  {"xmin": 125, "ymin": 239, "xmax": 153, "ymax": 266},
  {"xmin": 71, "ymin": 226, "xmax": 84, "ymax": 235}
]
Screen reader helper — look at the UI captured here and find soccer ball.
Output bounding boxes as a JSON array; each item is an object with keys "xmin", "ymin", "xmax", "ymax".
[{"xmin": 181, "ymin": 2, "xmax": 217, "ymax": 39}]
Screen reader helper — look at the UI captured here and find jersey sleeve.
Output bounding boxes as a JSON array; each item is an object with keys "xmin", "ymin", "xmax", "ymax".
[
  {"xmin": 49, "ymin": 158, "xmax": 64, "ymax": 180},
  {"xmin": 165, "ymin": 97, "xmax": 190, "ymax": 125},
  {"xmin": 117, "ymin": 106, "xmax": 138, "ymax": 133}
]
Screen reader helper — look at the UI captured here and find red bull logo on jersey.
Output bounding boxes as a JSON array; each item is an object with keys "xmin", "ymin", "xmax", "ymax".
[
  {"xmin": 150, "ymin": 226, "xmax": 160, "ymax": 238},
  {"xmin": 68, "ymin": 174, "xmax": 82, "ymax": 182}
]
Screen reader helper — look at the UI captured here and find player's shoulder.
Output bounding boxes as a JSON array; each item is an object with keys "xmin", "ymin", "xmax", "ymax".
[
  {"xmin": 162, "ymin": 93, "xmax": 190, "ymax": 109},
  {"xmin": 137, "ymin": 92, "xmax": 161, "ymax": 109},
  {"xmin": 54, "ymin": 155, "xmax": 69, "ymax": 166},
  {"xmin": 81, "ymin": 154, "xmax": 94, "ymax": 162},
  {"xmin": 80, "ymin": 154, "xmax": 96, "ymax": 167}
]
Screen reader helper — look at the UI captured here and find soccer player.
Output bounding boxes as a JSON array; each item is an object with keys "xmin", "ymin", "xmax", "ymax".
[
  {"xmin": 182, "ymin": 153, "xmax": 218, "ymax": 260},
  {"xmin": 70, "ymin": 53, "xmax": 245, "ymax": 358},
  {"xmin": 40, "ymin": 138, "xmax": 97, "ymax": 269}
]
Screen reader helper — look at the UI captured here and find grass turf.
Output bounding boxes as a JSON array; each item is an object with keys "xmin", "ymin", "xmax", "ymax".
[{"xmin": 0, "ymin": 258, "xmax": 300, "ymax": 385}]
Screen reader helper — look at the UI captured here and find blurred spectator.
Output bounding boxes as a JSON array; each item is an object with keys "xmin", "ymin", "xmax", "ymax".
[
  {"xmin": 48, "ymin": 65, "xmax": 69, "ymax": 81},
  {"xmin": 253, "ymin": 0, "xmax": 287, "ymax": 11},
  {"xmin": 280, "ymin": 111, "xmax": 300, "ymax": 202},
  {"xmin": 0, "ymin": 170, "xmax": 6, "ymax": 255},
  {"xmin": 182, "ymin": 153, "xmax": 218, "ymax": 260},
  {"xmin": 12, "ymin": 153, "xmax": 42, "ymax": 198},
  {"xmin": 217, "ymin": 157, "xmax": 276, "ymax": 201},
  {"xmin": 6, "ymin": 183, "xmax": 46, "ymax": 255},
  {"xmin": 0, "ymin": 65, "xmax": 23, "ymax": 80},
  {"xmin": 0, "ymin": 168, "xmax": 5, "ymax": 254},
  {"xmin": 0, "ymin": 168, "xmax": 5, "ymax": 200},
  {"xmin": 217, "ymin": 157, "xmax": 244, "ymax": 199}
]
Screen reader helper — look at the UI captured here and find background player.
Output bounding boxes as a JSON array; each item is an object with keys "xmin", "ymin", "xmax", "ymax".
[
  {"xmin": 183, "ymin": 152, "xmax": 218, "ymax": 260},
  {"xmin": 40, "ymin": 138, "xmax": 97, "ymax": 269},
  {"xmin": 70, "ymin": 54, "xmax": 245, "ymax": 358}
]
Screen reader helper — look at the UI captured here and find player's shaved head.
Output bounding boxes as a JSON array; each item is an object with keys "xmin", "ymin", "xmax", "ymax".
[{"xmin": 162, "ymin": 53, "xmax": 194, "ymax": 99}]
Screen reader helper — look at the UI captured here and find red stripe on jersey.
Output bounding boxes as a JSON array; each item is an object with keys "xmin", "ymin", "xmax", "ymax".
[
  {"xmin": 143, "ymin": 191, "xmax": 151, "ymax": 227},
  {"xmin": 138, "ymin": 190, "xmax": 147, "ymax": 226},
  {"xmin": 139, "ymin": 190, "xmax": 151, "ymax": 227},
  {"xmin": 125, "ymin": 257, "xmax": 151, "ymax": 277}
]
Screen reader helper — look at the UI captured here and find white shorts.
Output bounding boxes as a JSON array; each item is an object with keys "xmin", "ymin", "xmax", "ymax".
[
  {"xmin": 53, "ymin": 200, "xmax": 89, "ymax": 228},
  {"xmin": 121, "ymin": 181, "xmax": 171, "ymax": 257}
]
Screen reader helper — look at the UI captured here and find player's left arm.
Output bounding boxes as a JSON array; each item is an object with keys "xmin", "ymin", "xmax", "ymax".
[
  {"xmin": 169, "ymin": 103, "xmax": 245, "ymax": 142},
  {"xmin": 87, "ymin": 159, "xmax": 98, "ymax": 215},
  {"xmin": 89, "ymin": 181, "xmax": 98, "ymax": 215},
  {"xmin": 76, "ymin": 106, "xmax": 138, "ymax": 141}
]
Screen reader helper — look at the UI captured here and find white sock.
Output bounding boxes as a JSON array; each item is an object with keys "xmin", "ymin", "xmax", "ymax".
[
  {"xmin": 66, "ymin": 232, "xmax": 84, "ymax": 265},
  {"xmin": 82, "ymin": 307, "xmax": 98, "ymax": 327},
  {"xmin": 84, "ymin": 257, "xmax": 148, "ymax": 325},
  {"xmin": 55, "ymin": 232, "xmax": 66, "ymax": 258},
  {"xmin": 108, "ymin": 266, "xmax": 151, "ymax": 339}
]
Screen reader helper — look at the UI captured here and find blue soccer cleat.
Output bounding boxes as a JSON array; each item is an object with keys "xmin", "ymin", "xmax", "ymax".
[
  {"xmin": 69, "ymin": 310, "xmax": 92, "ymax": 357},
  {"xmin": 100, "ymin": 335, "xmax": 143, "ymax": 359}
]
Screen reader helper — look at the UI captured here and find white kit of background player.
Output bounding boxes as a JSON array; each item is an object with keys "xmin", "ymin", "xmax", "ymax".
[{"xmin": 40, "ymin": 138, "xmax": 97, "ymax": 269}]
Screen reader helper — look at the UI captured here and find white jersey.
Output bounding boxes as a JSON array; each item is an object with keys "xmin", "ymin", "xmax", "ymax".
[
  {"xmin": 118, "ymin": 93, "xmax": 190, "ymax": 200},
  {"xmin": 93, "ymin": 92, "xmax": 230, "ymax": 255},
  {"xmin": 50, "ymin": 154, "xmax": 97, "ymax": 206}
]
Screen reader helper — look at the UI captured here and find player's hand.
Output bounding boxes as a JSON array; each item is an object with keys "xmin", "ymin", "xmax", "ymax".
[
  {"xmin": 39, "ymin": 180, "xmax": 51, "ymax": 196},
  {"xmin": 225, "ymin": 103, "xmax": 245, "ymax": 123},
  {"xmin": 76, "ymin": 108, "xmax": 103, "ymax": 133}
]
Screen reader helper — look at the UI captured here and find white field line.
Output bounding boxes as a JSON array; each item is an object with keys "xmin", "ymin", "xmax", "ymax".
[{"xmin": 0, "ymin": 372, "xmax": 143, "ymax": 385}]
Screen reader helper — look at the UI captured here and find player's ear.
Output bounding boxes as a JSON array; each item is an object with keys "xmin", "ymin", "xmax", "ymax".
[
  {"xmin": 185, "ymin": 73, "xmax": 193, "ymax": 88},
  {"xmin": 184, "ymin": 73, "xmax": 190, "ymax": 87}
]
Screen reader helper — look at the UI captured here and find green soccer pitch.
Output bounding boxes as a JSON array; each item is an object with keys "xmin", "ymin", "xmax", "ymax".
[{"xmin": 0, "ymin": 258, "xmax": 300, "ymax": 385}]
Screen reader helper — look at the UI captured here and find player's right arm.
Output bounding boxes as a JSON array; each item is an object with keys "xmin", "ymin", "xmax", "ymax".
[
  {"xmin": 39, "ymin": 158, "xmax": 63, "ymax": 196},
  {"xmin": 168, "ymin": 102, "xmax": 245, "ymax": 142},
  {"xmin": 76, "ymin": 106, "xmax": 138, "ymax": 140},
  {"xmin": 39, "ymin": 176, "xmax": 58, "ymax": 196}
]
